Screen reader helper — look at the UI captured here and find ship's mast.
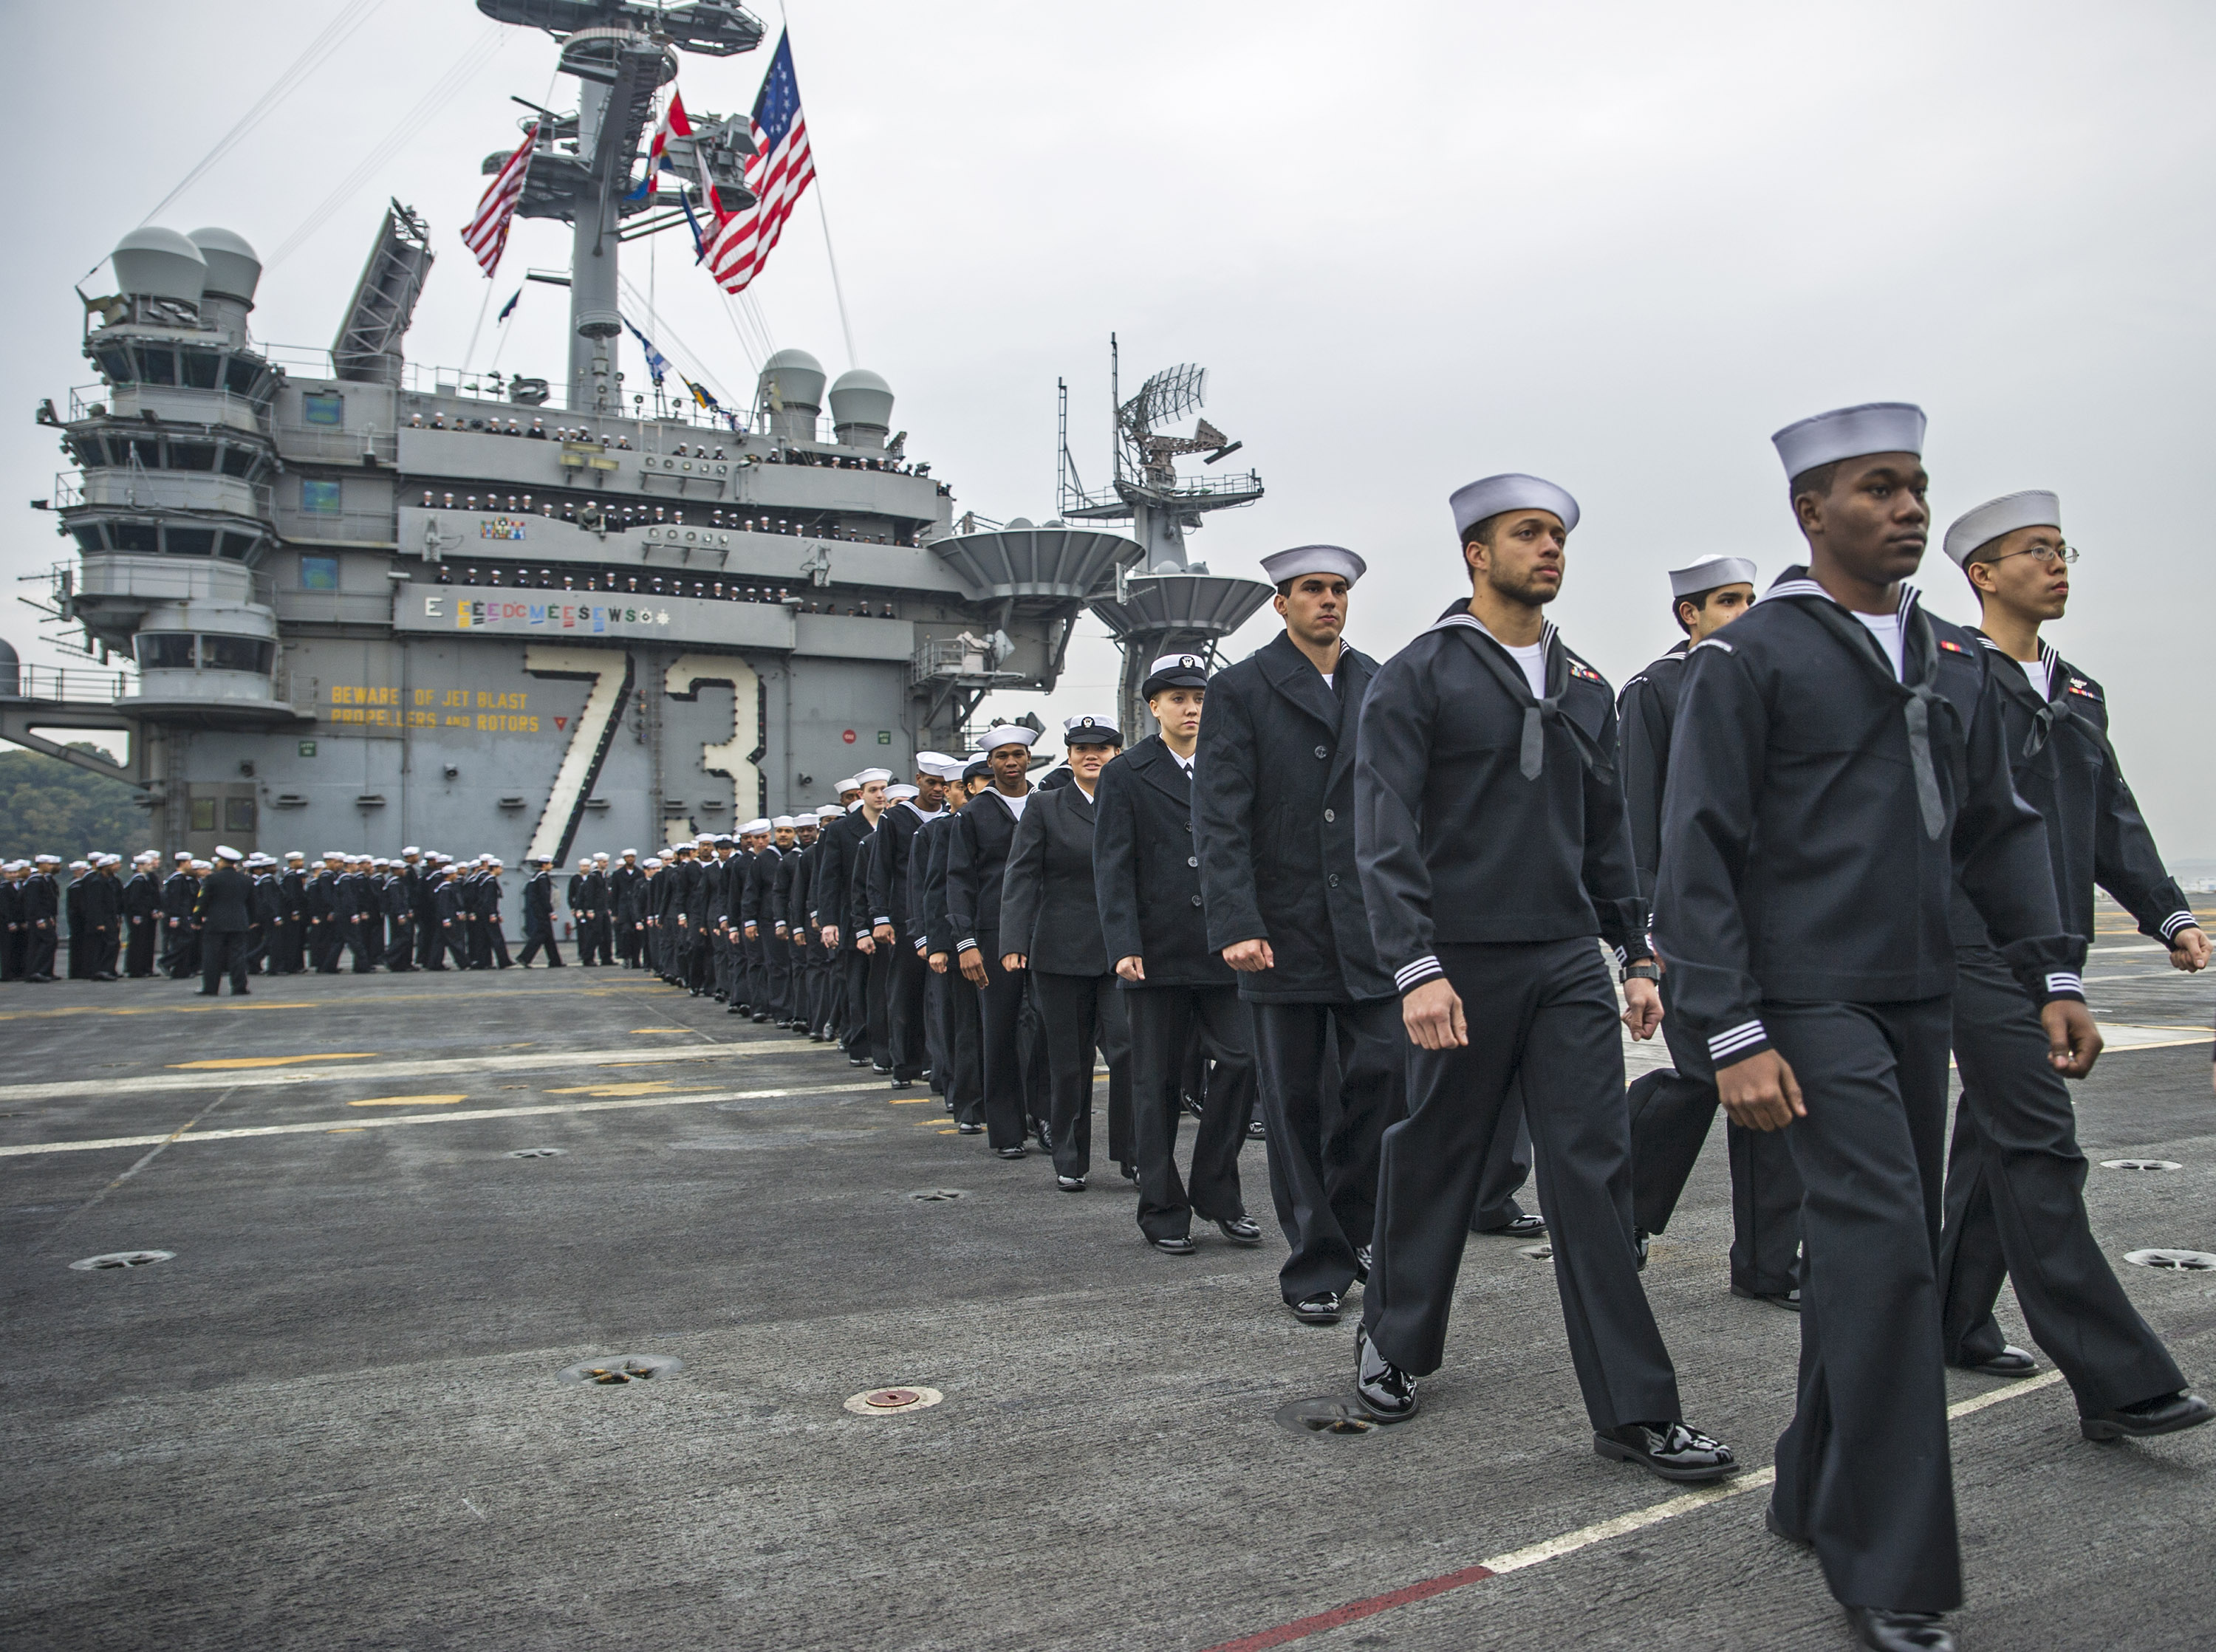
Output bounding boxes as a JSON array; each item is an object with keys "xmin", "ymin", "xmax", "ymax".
[{"xmin": 475, "ymin": 1, "xmax": 763, "ymax": 413}]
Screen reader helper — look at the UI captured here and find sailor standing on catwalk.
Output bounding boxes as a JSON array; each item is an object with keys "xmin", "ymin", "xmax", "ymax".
[
  {"xmin": 1655, "ymin": 405, "xmax": 2100, "ymax": 1652},
  {"xmin": 1092, "ymin": 657, "xmax": 1263, "ymax": 1252},
  {"xmin": 1349, "ymin": 474, "xmax": 1735, "ymax": 1492},
  {"xmin": 999, "ymin": 716, "xmax": 1135, "ymax": 1190},
  {"xmin": 1618, "ymin": 554, "xmax": 1805, "ymax": 1301},
  {"xmin": 1192, "ymin": 544, "xmax": 1401, "ymax": 1324},
  {"xmin": 947, "ymin": 729, "xmax": 1044, "ymax": 1154},
  {"xmin": 1929, "ymin": 490, "xmax": 2211, "ymax": 1436}
]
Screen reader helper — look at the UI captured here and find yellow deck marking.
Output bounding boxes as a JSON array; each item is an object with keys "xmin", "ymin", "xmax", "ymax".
[
  {"xmin": 544, "ymin": 1081, "xmax": 673, "ymax": 1097},
  {"xmin": 912, "ymin": 1117, "xmax": 955, "ymax": 1126},
  {"xmin": 171, "ymin": 1053, "xmax": 377, "ymax": 1070},
  {"xmin": 348, "ymin": 1094, "xmax": 468, "ymax": 1108},
  {"xmin": 629, "ymin": 1027, "xmax": 689, "ymax": 1034},
  {"xmin": 326, "ymin": 1128, "xmax": 366, "ymax": 1134},
  {"xmin": 888, "ymin": 1096, "xmax": 937, "ymax": 1103}
]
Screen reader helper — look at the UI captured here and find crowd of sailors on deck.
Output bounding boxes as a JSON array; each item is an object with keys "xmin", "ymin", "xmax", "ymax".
[{"xmin": 7, "ymin": 403, "xmax": 2214, "ymax": 1651}]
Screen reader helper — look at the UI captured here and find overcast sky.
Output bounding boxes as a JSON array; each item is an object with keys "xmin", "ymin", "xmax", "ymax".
[{"xmin": 7, "ymin": 1, "xmax": 2214, "ymax": 858}]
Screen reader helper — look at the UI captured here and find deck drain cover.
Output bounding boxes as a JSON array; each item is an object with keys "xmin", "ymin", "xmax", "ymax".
[
  {"xmin": 507, "ymin": 1147, "xmax": 568, "ymax": 1158},
  {"xmin": 906, "ymin": 1188, "xmax": 968, "ymax": 1202},
  {"xmin": 1274, "ymin": 1397, "xmax": 1377, "ymax": 1436},
  {"xmin": 69, "ymin": 1250, "xmax": 174, "ymax": 1271},
  {"xmin": 557, "ymin": 1354, "xmax": 685, "ymax": 1384},
  {"xmin": 1519, "ymin": 1243, "xmax": 1553, "ymax": 1261},
  {"xmin": 2101, "ymin": 1159, "xmax": 2181, "ymax": 1172},
  {"xmin": 844, "ymin": 1385, "xmax": 943, "ymax": 1415},
  {"xmin": 2124, "ymin": 1249, "xmax": 2216, "ymax": 1271}
]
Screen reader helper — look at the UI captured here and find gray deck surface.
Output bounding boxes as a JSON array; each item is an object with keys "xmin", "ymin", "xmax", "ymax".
[{"xmin": 3, "ymin": 922, "xmax": 2210, "ymax": 1651}]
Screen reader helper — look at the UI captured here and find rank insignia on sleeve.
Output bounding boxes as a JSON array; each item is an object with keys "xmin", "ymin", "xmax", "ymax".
[
  {"xmin": 2068, "ymin": 678, "xmax": 2099, "ymax": 699},
  {"xmin": 1567, "ymin": 659, "xmax": 1604, "ymax": 682},
  {"xmin": 1938, "ymin": 639, "xmax": 1966, "ymax": 653}
]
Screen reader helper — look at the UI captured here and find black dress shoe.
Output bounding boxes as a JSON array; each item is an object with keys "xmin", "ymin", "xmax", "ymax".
[
  {"xmin": 1151, "ymin": 1234, "xmax": 1195, "ymax": 1255},
  {"xmin": 2080, "ymin": 1389, "xmax": 2215, "ymax": 1442},
  {"xmin": 1957, "ymin": 1345, "xmax": 2037, "ymax": 1378},
  {"xmin": 727, "ymin": 1002, "xmax": 747, "ymax": 1014},
  {"xmin": 1594, "ymin": 1421, "xmax": 1739, "ymax": 1483},
  {"xmin": 1289, "ymin": 1291, "xmax": 1342, "ymax": 1325},
  {"xmin": 1481, "ymin": 1213, "xmax": 1547, "ymax": 1238},
  {"xmin": 994, "ymin": 1145, "xmax": 1025, "ymax": 1160},
  {"xmin": 1353, "ymin": 1323, "xmax": 1418, "ymax": 1421},
  {"xmin": 890, "ymin": 1077, "xmax": 915, "ymax": 1090},
  {"xmin": 847, "ymin": 1055, "xmax": 870, "ymax": 1067},
  {"xmin": 1033, "ymin": 1121, "xmax": 1054, "ymax": 1152},
  {"xmin": 1634, "ymin": 1229, "xmax": 1651, "ymax": 1271},
  {"xmin": 1731, "ymin": 1283, "xmax": 1802, "ymax": 1312},
  {"xmin": 1247, "ymin": 1117, "xmax": 1265, "ymax": 1139},
  {"xmin": 1119, "ymin": 1160, "xmax": 1138, "ymax": 1181},
  {"xmin": 1056, "ymin": 1175, "xmax": 1086, "ymax": 1192},
  {"xmin": 1763, "ymin": 1500, "xmax": 1811, "ymax": 1548},
  {"xmin": 1214, "ymin": 1215, "xmax": 1262, "ymax": 1246},
  {"xmin": 1352, "ymin": 1243, "xmax": 1372, "ymax": 1283},
  {"xmin": 1844, "ymin": 1606, "xmax": 1955, "ymax": 1651},
  {"xmin": 957, "ymin": 1122, "xmax": 985, "ymax": 1135},
  {"xmin": 194, "ymin": 989, "xmax": 219, "ymax": 997}
]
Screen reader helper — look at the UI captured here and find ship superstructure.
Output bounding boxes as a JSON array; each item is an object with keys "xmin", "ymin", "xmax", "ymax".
[{"xmin": 6, "ymin": 0, "xmax": 1149, "ymax": 866}]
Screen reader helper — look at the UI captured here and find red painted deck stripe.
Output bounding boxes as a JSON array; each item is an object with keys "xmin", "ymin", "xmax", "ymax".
[{"xmin": 1196, "ymin": 1563, "xmax": 1498, "ymax": 1652}]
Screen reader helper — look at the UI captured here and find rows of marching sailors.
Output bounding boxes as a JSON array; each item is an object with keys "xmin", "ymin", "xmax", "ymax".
[
  {"xmin": 650, "ymin": 402, "xmax": 2201, "ymax": 1652},
  {"xmin": 0, "ymin": 849, "xmax": 649, "ymax": 993},
  {"xmin": 2, "ymin": 402, "xmax": 2206, "ymax": 1647}
]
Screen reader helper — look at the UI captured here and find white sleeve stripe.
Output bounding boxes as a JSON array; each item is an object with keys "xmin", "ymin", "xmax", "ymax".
[
  {"xmin": 2045, "ymin": 972, "xmax": 2084, "ymax": 995},
  {"xmin": 1394, "ymin": 956, "xmax": 1444, "ymax": 990},
  {"xmin": 2158, "ymin": 911, "xmax": 2196, "ymax": 939},
  {"xmin": 1708, "ymin": 1021, "xmax": 1768, "ymax": 1060}
]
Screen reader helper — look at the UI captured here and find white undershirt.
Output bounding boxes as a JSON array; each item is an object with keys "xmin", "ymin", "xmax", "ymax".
[
  {"xmin": 1321, "ymin": 670, "xmax": 1337, "ymax": 695},
  {"xmin": 1503, "ymin": 640, "xmax": 1548, "ymax": 699},
  {"xmin": 997, "ymin": 789, "xmax": 1030, "ymax": 822},
  {"xmin": 1853, "ymin": 611, "xmax": 1906, "ymax": 681},
  {"xmin": 2017, "ymin": 655, "xmax": 2053, "ymax": 699},
  {"xmin": 1471, "ymin": 619, "xmax": 1548, "ymax": 699}
]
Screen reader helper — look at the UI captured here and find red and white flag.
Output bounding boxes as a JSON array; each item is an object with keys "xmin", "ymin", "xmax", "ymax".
[
  {"xmin": 462, "ymin": 123, "xmax": 537, "ymax": 277},
  {"xmin": 705, "ymin": 32, "xmax": 813, "ymax": 295}
]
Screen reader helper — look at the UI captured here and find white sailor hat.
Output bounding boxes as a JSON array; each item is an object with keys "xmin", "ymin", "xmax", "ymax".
[
  {"xmin": 1943, "ymin": 490, "xmax": 2060, "ymax": 567},
  {"xmin": 190, "ymin": 860, "xmax": 211, "ymax": 871},
  {"xmin": 402, "ymin": 846, "xmax": 421, "ymax": 856},
  {"xmin": 739, "ymin": 818, "xmax": 770, "ymax": 834},
  {"xmin": 67, "ymin": 860, "xmax": 89, "ymax": 871},
  {"xmin": 644, "ymin": 856, "xmax": 663, "ymax": 868},
  {"xmin": 285, "ymin": 851, "xmax": 305, "ymax": 861},
  {"xmin": 1668, "ymin": 555, "xmax": 1758, "ymax": 598},
  {"xmin": 593, "ymin": 851, "xmax": 609, "ymax": 860},
  {"xmin": 885, "ymin": 783, "xmax": 920, "ymax": 801},
  {"xmin": 486, "ymin": 858, "xmax": 502, "ymax": 868},
  {"xmin": 575, "ymin": 856, "xmax": 592, "ymax": 867},
  {"xmin": 324, "ymin": 849, "xmax": 346, "ymax": 860},
  {"xmin": 136, "ymin": 851, "xmax": 158, "ymax": 863},
  {"xmin": 35, "ymin": 854, "xmax": 61, "ymax": 865},
  {"xmin": 1141, "ymin": 654, "xmax": 1209, "ymax": 697},
  {"xmin": 962, "ymin": 750, "xmax": 993, "ymax": 779},
  {"xmin": 1771, "ymin": 402, "xmax": 1926, "ymax": 481},
  {"xmin": 832, "ymin": 776, "xmax": 861, "ymax": 793},
  {"xmin": 853, "ymin": 767, "xmax": 895, "ymax": 785},
  {"xmin": 214, "ymin": 845, "xmax": 242, "ymax": 862},
  {"xmin": 370, "ymin": 857, "xmax": 389, "ymax": 868},
  {"xmin": 979, "ymin": 727, "xmax": 1037, "ymax": 753},
  {"xmin": 815, "ymin": 804, "xmax": 843, "ymax": 819},
  {"xmin": 1064, "ymin": 713, "xmax": 1123, "ymax": 746},
  {"xmin": 174, "ymin": 850, "xmax": 193, "ymax": 860},
  {"xmin": 772, "ymin": 815, "xmax": 797, "ymax": 829},
  {"xmin": 1259, "ymin": 544, "xmax": 1367, "ymax": 587},
  {"xmin": 620, "ymin": 848, "xmax": 638, "ymax": 857},
  {"xmin": 914, "ymin": 750, "xmax": 956, "ymax": 772},
  {"xmin": 1450, "ymin": 474, "xmax": 1580, "ymax": 537}
]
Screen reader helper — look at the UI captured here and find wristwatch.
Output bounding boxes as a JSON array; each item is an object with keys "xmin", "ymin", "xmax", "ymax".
[{"xmin": 1621, "ymin": 960, "xmax": 1661, "ymax": 984}]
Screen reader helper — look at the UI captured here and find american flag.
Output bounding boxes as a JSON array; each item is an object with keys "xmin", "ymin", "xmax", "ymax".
[
  {"xmin": 463, "ymin": 123, "xmax": 537, "ymax": 277},
  {"xmin": 705, "ymin": 32, "xmax": 814, "ymax": 295}
]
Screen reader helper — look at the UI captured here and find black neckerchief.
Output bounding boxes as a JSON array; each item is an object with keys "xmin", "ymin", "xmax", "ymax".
[
  {"xmin": 1761, "ymin": 568, "xmax": 1957, "ymax": 840},
  {"xmin": 1967, "ymin": 630, "xmax": 2111, "ymax": 764},
  {"xmin": 1424, "ymin": 600, "xmax": 1613, "ymax": 782}
]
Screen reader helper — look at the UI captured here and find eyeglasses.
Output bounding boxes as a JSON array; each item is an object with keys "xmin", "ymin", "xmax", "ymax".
[{"xmin": 1989, "ymin": 541, "xmax": 2079, "ymax": 567}]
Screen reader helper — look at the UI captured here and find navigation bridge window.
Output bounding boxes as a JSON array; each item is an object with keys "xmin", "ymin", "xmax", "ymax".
[
  {"xmin": 301, "ymin": 479, "xmax": 342, "ymax": 515},
  {"xmin": 76, "ymin": 521, "xmax": 261, "ymax": 559},
  {"xmin": 90, "ymin": 341, "xmax": 271, "ymax": 400},
  {"xmin": 135, "ymin": 633, "xmax": 275, "ymax": 674}
]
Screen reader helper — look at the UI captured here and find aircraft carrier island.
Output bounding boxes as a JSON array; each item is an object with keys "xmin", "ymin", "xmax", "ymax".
[{"xmin": 6, "ymin": 0, "xmax": 1222, "ymax": 869}]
